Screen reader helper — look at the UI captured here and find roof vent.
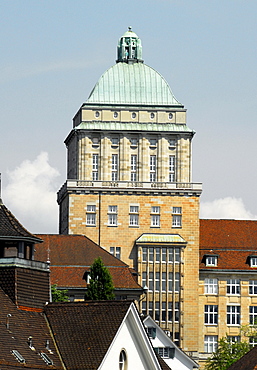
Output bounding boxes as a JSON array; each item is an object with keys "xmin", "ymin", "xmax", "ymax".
[
  {"xmin": 6, "ymin": 314, "xmax": 11, "ymax": 330},
  {"xmin": 12, "ymin": 350, "xmax": 25, "ymax": 363},
  {"xmin": 28, "ymin": 336, "xmax": 35, "ymax": 351},
  {"xmin": 45, "ymin": 339, "xmax": 53, "ymax": 354},
  {"xmin": 40, "ymin": 352, "xmax": 53, "ymax": 366}
]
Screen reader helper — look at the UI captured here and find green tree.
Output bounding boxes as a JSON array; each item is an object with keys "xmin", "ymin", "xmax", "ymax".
[
  {"xmin": 204, "ymin": 336, "xmax": 250, "ymax": 370},
  {"xmin": 85, "ymin": 257, "xmax": 115, "ymax": 300},
  {"xmin": 51, "ymin": 284, "xmax": 69, "ymax": 302}
]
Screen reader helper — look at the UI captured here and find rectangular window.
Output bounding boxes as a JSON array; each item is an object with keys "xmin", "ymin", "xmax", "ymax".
[
  {"xmin": 110, "ymin": 247, "xmax": 121, "ymax": 259},
  {"xmin": 131, "ymin": 155, "xmax": 137, "ymax": 182},
  {"xmin": 142, "ymin": 247, "xmax": 147, "ymax": 262},
  {"xmin": 129, "ymin": 205, "xmax": 139, "ymax": 226},
  {"xmin": 149, "ymin": 301, "xmax": 153, "ymax": 318},
  {"xmin": 227, "ymin": 279, "xmax": 240, "ymax": 295},
  {"xmin": 155, "ymin": 302, "xmax": 160, "ymax": 321},
  {"xmin": 142, "ymin": 272, "xmax": 147, "ymax": 289},
  {"xmin": 206, "ymin": 255, "xmax": 218, "ymax": 266},
  {"xmin": 161, "ymin": 302, "xmax": 166, "ymax": 322},
  {"xmin": 249, "ymin": 337, "xmax": 257, "ymax": 347},
  {"xmin": 108, "ymin": 205, "xmax": 117, "ymax": 226},
  {"xmin": 168, "ymin": 302, "xmax": 180, "ymax": 322},
  {"xmin": 142, "ymin": 301, "xmax": 146, "ymax": 316},
  {"xmin": 155, "ymin": 347, "xmax": 173, "ymax": 359},
  {"xmin": 205, "ymin": 305, "xmax": 218, "ymax": 325},
  {"xmin": 155, "ymin": 272, "xmax": 160, "ymax": 291},
  {"xmin": 150, "ymin": 155, "xmax": 156, "ymax": 182},
  {"xmin": 250, "ymin": 257, "xmax": 257, "ymax": 267},
  {"xmin": 162, "ymin": 248, "xmax": 167, "ymax": 262},
  {"xmin": 162, "ymin": 272, "xmax": 166, "ymax": 292},
  {"xmin": 147, "ymin": 327, "xmax": 156, "ymax": 339},
  {"xmin": 204, "ymin": 336, "xmax": 218, "ymax": 353},
  {"xmin": 111, "ymin": 154, "xmax": 118, "ymax": 181},
  {"xmin": 151, "ymin": 206, "xmax": 160, "ymax": 227},
  {"xmin": 155, "ymin": 248, "xmax": 160, "ymax": 262},
  {"xmin": 149, "ymin": 247, "xmax": 154, "ymax": 262},
  {"xmin": 86, "ymin": 205, "xmax": 96, "ymax": 226},
  {"xmin": 250, "ymin": 306, "xmax": 257, "ymax": 325},
  {"xmin": 149, "ymin": 272, "xmax": 154, "ymax": 291},
  {"xmin": 169, "ymin": 155, "xmax": 175, "ymax": 182},
  {"xmin": 227, "ymin": 306, "xmax": 240, "ymax": 325},
  {"xmin": 168, "ymin": 272, "xmax": 180, "ymax": 292},
  {"xmin": 172, "ymin": 207, "xmax": 182, "ymax": 227},
  {"xmin": 227, "ymin": 336, "xmax": 241, "ymax": 344},
  {"xmin": 92, "ymin": 154, "xmax": 99, "ymax": 181},
  {"xmin": 250, "ymin": 280, "xmax": 257, "ymax": 295},
  {"xmin": 205, "ymin": 278, "xmax": 218, "ymax": 294},
  {"xmin": 168, "ymin": 247, "xmax": 180, "ymax": 263}
]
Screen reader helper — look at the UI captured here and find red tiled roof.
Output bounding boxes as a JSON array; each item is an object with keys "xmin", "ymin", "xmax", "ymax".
[
  {"xmin": 34, "ymin": 234, "xmax": 142, "ymax": 290},
  {"xmin": 200, "ymin": 219, "xmax": 257, "ymax": 271},
  {"xmin": 45, "ymin": 300, "xmax": 133, "ymax": 369},
  {"xmin": 0, "ymin": 288, "xmax": 62, "ymax": 369}
]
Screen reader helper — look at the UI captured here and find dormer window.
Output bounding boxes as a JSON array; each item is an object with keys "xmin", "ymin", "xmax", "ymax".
[
  {"xmin": 168, "ymin": 138, "xmax": 176, "ymax": 149},
  {"xmin": 205, "ymin": 255, "xmax": 218, "ymax": 267},
  {"xmin": 130, "ymin": 138, "xmax": 138, "ymax": 147},
  {"xmin": 250, "ymin": 256, "xmax": 257, "ymax": 267},
  {"xmin": 146, "ymin": 327, "xmax": 156, "ymax": 339},
  {"xmin": 111, "ymin": 138, "xmax": 119, "ymax": 147},
  {"xmin": 149, "ymin": 138, "xmax": 157, "ymax": 147}
]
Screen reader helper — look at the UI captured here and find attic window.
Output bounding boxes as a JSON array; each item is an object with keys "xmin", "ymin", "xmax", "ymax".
[
  {"xmin": 154, "ymin": 347, "xmax": 175, "ymax": 359},
  {"xmin": 41, "ymin": 352, "xmax": 53, "ymax": 366},
  {"xmin": 146, "ymin": 327, "xmax": 156, "ymax": 339},
  {"xmin": 12, "ymin": 350, "xmax": 25, "ymax": 363},
  {"xmin": 250, "ymin": 256, "xmax": 257, "ymax": 268},
  {"xmin": 119, "ymin": 350, "xmax": 127, "ymax": 370},
  {"xmin": 205, "ymin": 255, "xmax": 218, "ymax": 267}
]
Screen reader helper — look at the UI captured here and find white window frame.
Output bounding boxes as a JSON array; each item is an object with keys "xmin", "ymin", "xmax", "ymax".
[
  {"xmin": 131, "ymin": 155, "xmax": 137, "ymax": 182},
  {"xmin": 111, "ymin": 154, "xmax": 118, "ymax": 181},
  {"xmin": 92, "ymin": 154, "xmax": 99, "ymax": 181},
  {"xmin": 168, "ymin": 272, "xmax": 180, "ymax": 292},
  {"xmin": 129, "ymin": 205, "xmax": 139, "ymax": 226},
  {"xmin": 249, "ymin": 280, "xmax": 257, "ymax": 295},
  {"xmin": 151, "ymin": 206, "xmax": 160, "ymax": 227},
  {"xmin": 110, "ymin": 246, "xmax": 121, "ymax": 259},
  {"xmin": 205, "ymin": 255, "xmax": 218, "ymax": 267},
  {"xmin": 227, "ymin": 279, "xmax": 240, "ymax": 295},
  {"xmin": 250, "ymin": 306, "xmax": 257, "ymax": 325},
  {"xmin": 86, "ymin": 205, "xmax": 96, "ymax": 226},
  {"xmin": 250, "ymin": 257, "xmax": 257, "ymax": 267},
  {"xmin": 227, "ymin": 305, "xmax": 240, "ymax": 326},
  {"xmin": 205, "ymin": 305, "xmax": 218, "ymax": 325},
  {"xmin": 150, "ymin": 155, "xmax": 156, "ymax": 182},
  {"xmin": 108, "ymin": 205, "xmax": 117, "ymax": 226},
  {"xmin": 204, "ymin": 335, "xmax": 218, "ymax": 353},
  {"xmin": 162, "ymin": 272, "xmax": 166, "ymax": 292},
  {"xmin": 205, "ymin": 278, "xmax": 218, "ymax": 294},
  {"xmin": 172, "ymin": 207, "xmax": 182, "ymax": 228},
  {"xmin": 169, "ymin": 155, "xmax": 175, "ymax": 182}
]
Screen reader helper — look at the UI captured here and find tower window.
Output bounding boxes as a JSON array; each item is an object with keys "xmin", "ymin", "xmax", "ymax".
[
  {"xmin": 131, "ymin": 155, "xmax": 137, "ymax": 182},
  {"xmin": 92, "ymin": 154, "xmax": 99, "ymax": 181},
  {"xmin": 131, "ymin": 112, "xmax": 136, "ymax": 119},
  {"xmin": 169, "ymin": 156, "xmax": 175, "ymax": 182},
  {"xmin": 168, "ymin": 113, "xmax": 173, "ymax": 120},
  {"xmin": 150, "ymin": 112, "xmax": 155, "ymax": 119},
  {"xmin": 95, "ymin": 111, "xmax": 100, "ymax": 118},
  {"xmin": 112, "ymin": 154, "xmax": 118, "ymax": 181},
  {"xmin": 113, "ymin": 111, "xmax": 118, "ymax": 118},
  {"xmin": 150, "ymin": 155, "xmax": 156, "ymax": 182}
]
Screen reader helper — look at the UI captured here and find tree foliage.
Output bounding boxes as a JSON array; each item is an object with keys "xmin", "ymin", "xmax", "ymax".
[
  {"xmin": 85, "ymin": 257, "xmax": 115, "ymax": 300},
  {"xmin": 204, "ymin": 336, "xmax": 250, "ymax": 370},
  {"xmin": 51, "ymin": 284, "xmax": 69, "ymax": 302}
]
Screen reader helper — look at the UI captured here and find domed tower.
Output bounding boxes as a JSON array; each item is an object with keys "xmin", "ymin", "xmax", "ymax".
[{"xmin": 57, "ymin": 28, "xmax": 202, "ymax": 358}]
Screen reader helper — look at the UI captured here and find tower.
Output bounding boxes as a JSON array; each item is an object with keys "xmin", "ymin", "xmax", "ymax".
[{"xmin": 57, "ymin": 28, "xmax": 202, "ymax": 356}]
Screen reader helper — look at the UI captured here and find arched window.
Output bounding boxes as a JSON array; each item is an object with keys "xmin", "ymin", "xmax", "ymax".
[{"xmin": 119, "ymin": 350, "xmax": 127, "ymax": 370}]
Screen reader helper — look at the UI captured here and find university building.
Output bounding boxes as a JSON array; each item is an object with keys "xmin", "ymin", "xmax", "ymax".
[{"xmin": 57, "ymin": 27, "xmax": 202, "ymax": 358}]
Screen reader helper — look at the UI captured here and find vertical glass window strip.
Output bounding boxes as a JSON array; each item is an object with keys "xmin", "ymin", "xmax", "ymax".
[
  {"xmin": 156, "ymin": 248, "xmax": 160, "ymax": 262},
  {"xmin": 162, "ymin": 248, "xmax": 167, "ymax": 262},
  {"xmin": 149, "ymin": 272, "xmax": 154, "ymax": 291},
  {"xmin": 161, "ymin": 302, "xmax": 166, "ymax": 321},
  {"xmin": 205, "ymin": 278, "xmax": 218, "ymax": 294},
  {"xmin": 172, "ymin": 207, "xmax": 182, "ymax": 227},
  {"xmin": 250, "ymin": 280, "xmax": 257, "ymax": 295},
  {"xmin": 150, "ymin": 155, "xmax": 156, "ymax": 182},
  {"xmin": 131, "ymin": 155, "xmax": 137, "ymax": 182},
  {"xmin": 204, "ymin": 336, "xmax": 218, "ymax": 353},
  {"xmin": 227, "ymin": 279, "xmax": 240, "ymax": 295},
  {"xmin": 227, "ymin": 306, "xmax": 241, "ymax": 325},
  {"xmin": 108, "ymin": 205, "xmax": 117, "ymax": 226},
  {"xmin": 92, "ymin": 154, "xmax": 99, "ymax": 180},
  {"xmin": 86, "ymin": 205, "xmax": 96, "ymax": 226},
  {"xmin": 162, "ymin": 272, "xmax": 167, "ymax": 292},
  {"xmin": 250, "ymin": 306, "xmax": 257, "ymax": 325},
  {"xmin": 112, "ymin": 154, "xmax": 118, "ymax": 181},
  {"xmin": 205, "ymin": 305, "xmax": 218, "ymax": 325},
  {"xmin": 142, "ymin": 301, "xmax": 146, "ymax": 316},
  {"xmin": 116, "ymin": 247, "xmax": 121, "ymax": 259},
  {"xmin": 142, "ymin": 247, "xmax": 147, "ymax": 262},
  {"xmin": 155, "ymin": 302, "xmax": 160, "ymax": 321},
  {"xmin": 149, "ymin": 301, "xmax": 153, "ymax": 318},
  {"xmin": 149, "ymin": 248, "xmax": 154, "ymax": 262},
  {"xmin": 169, "ymin": 155, "xmax": 175, "ymax": 182},
  {"xmin": 142, "ymin": 272, "xmax": 147, "ymax": 288},
  {"xmin": 155, "ymin": 272, "xmax": 160, "ymax": 291},
  {"xmin": 168, "ymin": 272, "xmax": 180, "ymax": 292}
]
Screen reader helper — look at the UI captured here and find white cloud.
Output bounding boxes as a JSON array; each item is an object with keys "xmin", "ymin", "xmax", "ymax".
[
  {"xmin": 3, "ymin": 152, "xmax": 60, "ymax": 234},
  {"xmin": 200, "ymin": 197, "xmax": 257, "ymax": 220}
]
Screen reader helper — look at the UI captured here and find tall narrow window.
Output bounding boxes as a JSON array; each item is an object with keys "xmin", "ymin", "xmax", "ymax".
[
  {"xmin": 108, "ymin": 205, "xmax": 117, "ymax": 226},
  {"xmin": 129, "ymin": 206, "xmax": 139, "ymax": 226},
  {"xmin": 227, "ymin": 306, "xmax": 240, "ymax": 325},
  {"xmin": 149, "ymin": 272, "xmax": 154, "ymax": 291},
  {"xmin": 150, "ymin": 155, "xmax": 156, "ymax": 182},
  {"xmin": 92, "ymin": 154, "xmax": 99, "ymax": 180},
  {"xmin": 249, "ymin": 280, "xmax": 257, "ymax": 295},
  {"xmin": 249, "ymin": 306, "xmax": 257, "ymax": 325},
  {"xmin": 155, "ymin": 272, "xmax": 160, "ymax": 291},
  {"xmin": 162, "ymin": 272, "xmax": 166, "ymax": 292},
  {"xmin": 205, "ymin": 305, "xmax": 218, "ymax": 325},
  {"xmin": 151, "ymin": 206, "xmax": 160, "ymax": 227},
  {"xmin": 112, "ymin": 154, "xmax": 118, "ymax": 181},
  {"xmin": 169, "ymin": 156, "xmax": 175, "ymax": 182},
  {"xmin": 86, "ymin": 205, "xmax": 96, "ymax": 226},
  {"xmin": 131, "ymin": 155, "xmax": 137, "ymax": 182},
  {"xmin": 168, "ymin": 272, "xmax": 180, "ymax": 292},
  {"xmin": 172, "ymin": 207, "xmax": 182, "ymax": 227},
  {"xmin": 162, "ymin": 302, "xmax": 166, "ymax": 321}
]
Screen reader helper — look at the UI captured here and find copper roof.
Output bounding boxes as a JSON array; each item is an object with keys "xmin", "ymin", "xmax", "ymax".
[
  {"xmin": 35, "ymin": 234, "xmax": 142, "ymax": 290},
  {"xmin": 0, "ymin": 202, "xmax": 42, "ymax": 243},
  {"xmin": 200, "ymin": 219, "xmax": 257, "ymax": 271}
]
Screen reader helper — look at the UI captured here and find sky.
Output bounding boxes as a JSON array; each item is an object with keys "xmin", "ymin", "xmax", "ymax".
[{"xmin": 1, "ymin": 0, "xmax": 257, "ymax": 233}]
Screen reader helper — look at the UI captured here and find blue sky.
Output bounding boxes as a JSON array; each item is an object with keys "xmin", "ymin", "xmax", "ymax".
[{"xmin": 1, "ymin": 0, "xmax": 257, "ymax": 232}]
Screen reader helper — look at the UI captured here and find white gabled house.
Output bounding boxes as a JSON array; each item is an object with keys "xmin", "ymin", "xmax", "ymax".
[{"xmin": 143, "ymin": 316, "xmax": 199, "ymax": 370}]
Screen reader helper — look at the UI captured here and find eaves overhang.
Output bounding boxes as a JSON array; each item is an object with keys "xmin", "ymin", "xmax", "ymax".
[{"xmin": 0, "ymin": 235, "xmax": 43, "ymax": 244}]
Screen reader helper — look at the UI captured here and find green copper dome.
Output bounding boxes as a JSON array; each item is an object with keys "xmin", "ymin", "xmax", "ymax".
[{"xmin": 86, "ymin": 28, "xmax": 182, "ymax": 107}]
